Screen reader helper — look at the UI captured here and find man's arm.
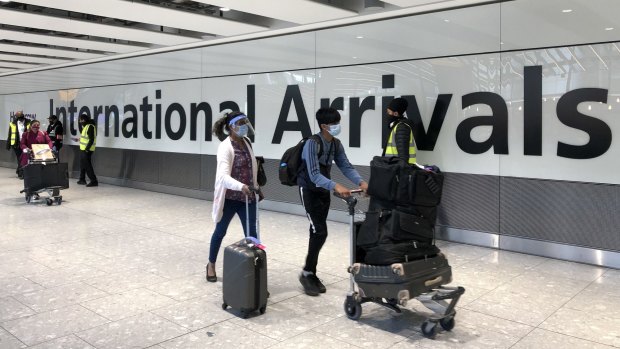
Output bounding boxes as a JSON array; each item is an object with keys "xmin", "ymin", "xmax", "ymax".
[
  {"xmin": 56, "ymin": 124, "xmax": 64, "ymax": 141},
  {"xmin": 333, "ymin": 140, "xmax": 364, "ymax": 186},
  {"xmin": 394, "ymin": 122, "xmax": 413, "ymax": 162}
]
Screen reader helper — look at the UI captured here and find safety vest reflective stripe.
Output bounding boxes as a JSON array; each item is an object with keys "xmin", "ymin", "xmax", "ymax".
[
  {"xmin": 385, "ymin": 122, "xmax": 417, "ymax": 164},
  {"xmin": 79, "ymin": 124, "xmax": 96, "ymax": 151},
  {"xmin": 8, "ymin": 122, "xmax": 29, "ymax": 146},
  {"xmin": 9, "ymin": 123, "xmax": 16, "ymax": 145}
]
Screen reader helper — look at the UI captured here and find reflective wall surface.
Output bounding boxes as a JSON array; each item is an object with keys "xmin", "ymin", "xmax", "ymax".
[{"xmin": 1, "ymin": 0, "xmax": 619, "ymax": 264}]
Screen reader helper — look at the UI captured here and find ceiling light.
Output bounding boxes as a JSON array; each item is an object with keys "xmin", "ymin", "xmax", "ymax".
[
  {"xmin": 609, "ymin": 105, "xmax": 612, "ymax": 110},
  {"xmin": 220, "ymin": 7, "xmax": 230, "ymax": 11},
  {"xmin": 356, "ymin": 36, "xmax": 364, "ymax": 39},
  {"xmin": 605, "ymin": 27, "xmax": 614, "ymax": 31},
  {"xmin": 352, "ymin": 56, "xmax": 357, "ymax": 59},
  {"xmin": 562, "ymin": 9, "xmax": 573, "ymax": 13},
  {"xmin": 444, "ymin": 19, "xmax": 450, "ymax": 22}
]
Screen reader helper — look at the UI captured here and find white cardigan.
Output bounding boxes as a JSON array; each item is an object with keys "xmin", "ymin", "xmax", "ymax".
[{"xmin": 212, "ymin": 137, "xmax": 258, "ymax": 223}]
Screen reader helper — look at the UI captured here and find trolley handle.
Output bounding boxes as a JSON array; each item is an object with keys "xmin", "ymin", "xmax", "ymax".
[{"xmin": 333, "ymin": 189, "xmax": 364, "ymax": 213}]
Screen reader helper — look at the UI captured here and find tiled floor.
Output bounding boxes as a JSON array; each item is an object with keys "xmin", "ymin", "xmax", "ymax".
[{"xmin": 0, "ymin": 166, "xmax": 619, "ymax": 348}]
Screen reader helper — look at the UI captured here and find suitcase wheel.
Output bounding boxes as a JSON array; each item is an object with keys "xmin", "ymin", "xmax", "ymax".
[
  {"xmin": 46, "ymin": 198, "xmax": 53, "ymax": 206},
  {"xmin": 344, "ymin": 297, "xmax": 362, "ymax": 320},
  {"xmin": 440, "ymin": 316, "xmax": 455, "ymax": 331},
  {"xmin": 221, "ymin": 303, "xmax": 227, "ymax": 310},
  {"xmin": 55, "ymin": 196, "xmax": 62, "ymax": 205},
  {"xmin": 25, "ymin": 193, "xmax": 31, "ymax": 203},
  {"xmin": 421, "ymin": 320, "xmax": 437, "ymax": 339},
  {"xmin": 259, "ymin": 306, "xmax": 266, "ymax": 314}
]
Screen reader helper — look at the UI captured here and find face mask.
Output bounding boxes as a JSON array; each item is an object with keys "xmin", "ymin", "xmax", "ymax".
[
  {"xmin": 235, "ymin": 124, "xmax": 249, "ymax": 137},
  {"xmin": 328, "ymin": 124, "xmax": 341, "ymax": 137}
]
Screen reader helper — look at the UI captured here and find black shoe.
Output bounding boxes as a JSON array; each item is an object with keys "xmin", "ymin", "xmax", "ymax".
[
  {"xmin": 206, "ymin": 263, "xmax": 217, "ymax": 283},
  {"xmin": 299, "ymin": 273, "xmax": 320, "ymax": 296},
  {"xmin": 77, "ymin": 180, "xmax": 86, "ymax": 185},
  {"xmin": 309, "ymin": 274, "xmax": 326, "ymax": 293},
  {"xmin": 86, "ymin": 181, "xmax": 98, "ymax": 187}
]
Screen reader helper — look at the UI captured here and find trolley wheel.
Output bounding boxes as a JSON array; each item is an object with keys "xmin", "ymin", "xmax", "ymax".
[
  {"xmin": 440, "ymin": 316, "xmax": 455, "ymax": 331},
  {"xmin": 421, "ymin": 320, "xmax": 438, "ymax": 339},
  {"xmin": 344, "ymin": 298, "xmax": 362, "ymax": 320},
  {"xmin": 221, "ymin": 303, "xmax": 227, "ymax": 310},
  {"xmin": 46, "ymin": 198, "xmax": 53, "ymax": 206},
  {"xmin": 259, "ymin": 305, "xmax": 266, "ymax": 314},
  {"xmin": 241, "ymin": 311, "xmax": 249, "ymax": 319},
  {"xmin": 25, "ymin": 193, "xmax": 31, "ymax": 203},
  {"xmin": 55, "ymin": 196, "xmax": 62, "ymax": 205}
]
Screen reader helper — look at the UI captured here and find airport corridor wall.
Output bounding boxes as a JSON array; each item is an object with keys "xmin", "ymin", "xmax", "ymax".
[{"xmin": 1, "ymin": 0, "xmax": 619, "ymax": 268}]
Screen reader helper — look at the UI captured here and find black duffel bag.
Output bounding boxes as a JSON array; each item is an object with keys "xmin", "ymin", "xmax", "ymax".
[
  {"xmin": 367, "ymin": 156, "xmax": 444, "ymax": 207},
  {"xmin": 364, "ymin": 241, "xmax": 440, "ymax": 265},
  {"xmin": 367, "ymin": 156, "xmax": 409, "ymax": 204},
  {"xmin": 382, "ymin": 207, "xmax": 435, "ymax": 245}
]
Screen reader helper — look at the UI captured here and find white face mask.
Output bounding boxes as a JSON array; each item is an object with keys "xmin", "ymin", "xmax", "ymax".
[{"xmin": 328, "ymin": 124, "xmax": 341, "ymax": 136}]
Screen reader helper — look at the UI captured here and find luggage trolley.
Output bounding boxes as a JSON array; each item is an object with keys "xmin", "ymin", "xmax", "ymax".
[
  {"xmin": 336, "ymin": 190, "xmax": 465, "ymax": 339},
  {"xmin": 19, "ymin": 145, "xmax": 69, "ymax": 206}
]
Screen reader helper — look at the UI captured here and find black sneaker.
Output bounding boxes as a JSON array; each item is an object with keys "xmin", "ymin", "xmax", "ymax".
[
  {"xmin": 299, "ymin": 274, "xmax": 320, "ymax": 296},
  {"xmin": 309, "ymin": 274, "xmax": 326, "ymax": 293},
  {"xmin": 86, "ymin": 181, "xmax": 98, "ymax": 187},
  {"xmin": 77, "ymin": 180, "xmax": 86, "ymax": 185}
]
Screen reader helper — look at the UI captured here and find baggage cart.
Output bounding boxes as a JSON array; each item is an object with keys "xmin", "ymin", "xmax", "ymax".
[
  {"xmin": 336, "ymin": 190, "xmax": 465, "ymax": 339},
  {"xmin": 19, "ymin": 146, "xmax": 68, "ymax": 206}
]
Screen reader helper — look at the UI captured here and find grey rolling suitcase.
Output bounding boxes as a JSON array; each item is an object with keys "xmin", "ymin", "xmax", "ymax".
[
  {"xmin": 352, "ymin": 253, "xmax": 453, "ymax": 301},
  {"xmin": 221, "ymin": 190, "xmax": 268, "ymax": 318}
]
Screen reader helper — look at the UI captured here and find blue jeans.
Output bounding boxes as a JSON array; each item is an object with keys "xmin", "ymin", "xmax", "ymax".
[{"xmin": 209, "ymin": 199, "xmax": 257, "ymax": 264}]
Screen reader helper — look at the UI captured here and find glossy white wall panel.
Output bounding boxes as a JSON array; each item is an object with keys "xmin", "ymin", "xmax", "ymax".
[
  {"xmin": 499, "ymin": 42, "xmax": 620, "ymax": 184},
  {"xmin": 315, "ymin": 4, "xmax": 500, "ymax": 67},
  {"xmin": 500, "ymin": 0, "xmax": 620, "ymax": 51},
  {"xmin": 315, "ymin": 55, "xmax": 502, "ymax": 172},
  {"xmin": 0, "ymin": 91, "xmax": 57, "ymax": 135},
  {"xmin": 201, "ymin": 33, "xmax": 315, "ymax": 77}
]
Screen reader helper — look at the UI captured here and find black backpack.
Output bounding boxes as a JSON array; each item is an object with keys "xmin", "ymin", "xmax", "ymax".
[{"xmin": 279, "ymin": 135, "xmax": 323, "ymax": 186}]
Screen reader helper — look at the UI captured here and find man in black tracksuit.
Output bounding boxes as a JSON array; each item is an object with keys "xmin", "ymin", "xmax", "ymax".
[{"xmin": 297, "ymin": 108, "xmax": 368, "ymax": 296}]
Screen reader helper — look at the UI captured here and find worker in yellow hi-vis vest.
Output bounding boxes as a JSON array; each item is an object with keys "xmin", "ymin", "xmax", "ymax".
[
  {"xmin": 6, "ymin": 111, "xmax": 31, "ymax": 178},
  {"xmin": 384, "ymin": 97, "xmax": 417, "ymax": 165},
  {"xmin": 77, "ymin": 113, "xmax": 98, "ymax": 187}
]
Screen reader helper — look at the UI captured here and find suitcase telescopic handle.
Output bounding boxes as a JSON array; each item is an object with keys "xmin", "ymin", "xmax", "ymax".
[{"xmin": 245, "ymin": 187, "xmax": 260, "ymax": 241}]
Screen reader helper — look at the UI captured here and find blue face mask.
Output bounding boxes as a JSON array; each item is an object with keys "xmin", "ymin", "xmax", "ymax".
[
  {"xmin": 235, "ymin": 124, "xmax": 249, "ymax": 137},
  {"xmin": 328, "ymin": 124, "xmax": 341, "ymax": 137}
]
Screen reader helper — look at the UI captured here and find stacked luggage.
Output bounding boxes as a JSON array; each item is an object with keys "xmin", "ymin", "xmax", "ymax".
[
  {"xmin": 20, "ymin": 146, "xmax": 68, "ymax": 206},
  {"xmin": 339, "ymin": 156, "xmax": 464, "ymax": 339}
]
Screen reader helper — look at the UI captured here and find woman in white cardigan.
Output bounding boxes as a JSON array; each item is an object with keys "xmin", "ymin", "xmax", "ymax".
[{"xmin": 207, "ymin": 111, "xmax": 260, "ymax": 282}]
